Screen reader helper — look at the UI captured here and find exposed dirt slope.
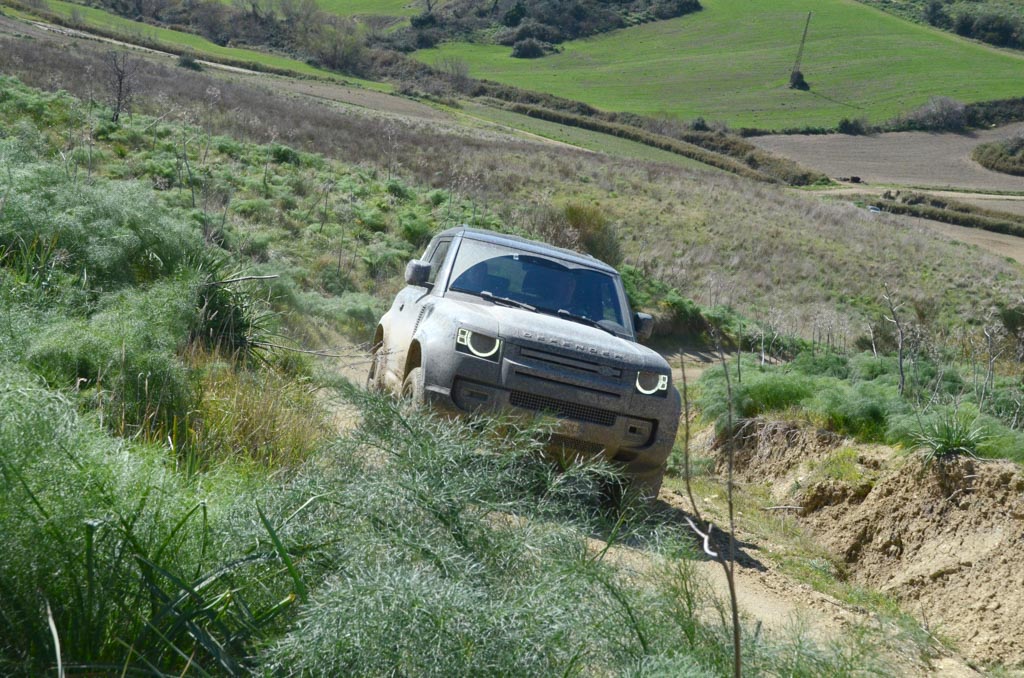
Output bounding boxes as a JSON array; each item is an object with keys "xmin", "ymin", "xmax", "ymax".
[{"xmin": 724, "ymin": 419, "xmax": 1024, "ymax": 667}]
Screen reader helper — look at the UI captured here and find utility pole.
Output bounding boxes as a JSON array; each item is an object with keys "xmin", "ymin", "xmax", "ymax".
[{"xmin": 789, "ymin": 12, "xmax": 811, "ymax": 90}]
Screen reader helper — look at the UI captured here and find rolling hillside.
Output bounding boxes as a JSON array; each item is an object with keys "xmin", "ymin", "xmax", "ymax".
[
  {"xmin": 415, "ymin": 0, "xmax": 1024, "ymax": 129},
  {"xmin": 5, "ymin": 6, "xmax": 1024, "ymax": 673}
]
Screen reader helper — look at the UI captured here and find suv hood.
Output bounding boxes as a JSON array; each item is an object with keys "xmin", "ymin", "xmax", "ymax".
[{"xmin": 445, "ymin": 297, "xmax": 668, "ymax": 371}]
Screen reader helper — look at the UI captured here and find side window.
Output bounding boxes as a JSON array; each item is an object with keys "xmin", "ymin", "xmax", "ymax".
[{"xmin": 427, "ymin": 239, "xmax": 451, "ymax": 284}]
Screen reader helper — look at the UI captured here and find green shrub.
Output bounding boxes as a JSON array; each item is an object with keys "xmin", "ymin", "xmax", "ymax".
[
  {"xmin": 270, "ymin": 144, "xmax": 301, "ymax": 165},
  {"xmin": 354, "ymin": 204, "xmax": 389, "ymax": 232},
  {"xmin": 790, "ymin": 352, "xmax": 850, "ymax": 379},
  {"xmin": 0, "ymin": 163, "xmax": 201, "ymax": 289},
  {"xmin": 807, "ymin": 380, "xmax": 903, "ymax": 441},
  {"xmin": 910, "ymin": 410, "xmax": 989, "ymax": 465},
  {"xmin": 177, "ymin": 50, "xmax": 203, "ymax": 71},
  {"xmin": 837, "ymin": 117, "xmax": 869, "ymax": 135},
  {"xmin": 399, "ymin": 211, "xmax": 435, "ymax": 247},
  {"xmin": 697, "ymin": 362, "xmax": 814, "ymax": 432},
  {"xmin": 360, "ymin": 237, "xmax": 412, "ymax": 280},
  {"xmin": 385, "ymin": 178, "xmax": 412, "ymax": 200},
  {"xmin": 511, "ymin": 37, "xmax": 546, "ymax": 58},
  {"xmin": 27, "ymin": 279, "xmax": 199, "ymax": 440},
  {"xmin": 973, "ymin": 135, "xmax": 1024, "ymax": 177},
  {"xmin": 427, "ymin": 188, "xmax": 449, "ymax": 206}
]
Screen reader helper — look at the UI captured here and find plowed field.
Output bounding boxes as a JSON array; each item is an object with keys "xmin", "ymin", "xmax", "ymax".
[{"xmin": 750, "ymin": 123, "xmax": 1024, "ymax": 192}]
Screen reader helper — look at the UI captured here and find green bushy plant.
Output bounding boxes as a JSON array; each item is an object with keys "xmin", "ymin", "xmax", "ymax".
[
  {"xmin": 807, "ymin": 380, "xmax": 905, "ymax": 441},
  {"xmin": 399, "ymin": 210, "xmax": 435, "ymax": 247},
  {"xmin": 27, "ymin": 278, "xmax": 199, "ymax": 440},
  {"xmin": 910, "ymin": 409, "xmax": 989, "ymax": 466},
  {"xmin": 697, "ymin": 361, "xmax": 814, "ymax": 433},
  {"xmin": 0, "ymin": 161, "xmax": 201, "ymax": 290},
  {"xmin": 790, "ymin": 352, "xmax": 850, "ymax": 379}
]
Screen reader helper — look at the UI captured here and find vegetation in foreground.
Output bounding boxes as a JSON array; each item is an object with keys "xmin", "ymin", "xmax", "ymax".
[{"xmin": 0, "ymin": 120, "xmax": 887, "ymax": 674}]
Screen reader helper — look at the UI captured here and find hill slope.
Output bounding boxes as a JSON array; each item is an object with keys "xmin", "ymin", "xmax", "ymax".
[{"xmin": 416, "ymin": 0, "xmax": 1024, "ymax": 129}]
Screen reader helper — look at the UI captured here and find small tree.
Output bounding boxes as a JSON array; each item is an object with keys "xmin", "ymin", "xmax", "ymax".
[
  {"xmin": 437, "ymin": 57, "xmax": 472, "ymax": 95},
  {"xmin": 104, "ymin": 51, "xmax": 139, "ymax": 123},
  {"xmin": 511, "ymin": 38, "xmax": 545, "ymax": 59},
  {"xmin": 923, "ymin": 0, "xmax": 951, "ymax": 28}
]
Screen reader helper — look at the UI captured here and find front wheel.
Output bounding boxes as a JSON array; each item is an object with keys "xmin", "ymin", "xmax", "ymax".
[
  {"xmin": 366, "ymin": 347, "xmax": 386, "ymax": 393},
  {"xmin": 402, "ymin": 366, "xmax": 425, "ymax": 407},
  {"xmin": 629, "ymin": 463, "xmax": 666, "ymax": 502}
]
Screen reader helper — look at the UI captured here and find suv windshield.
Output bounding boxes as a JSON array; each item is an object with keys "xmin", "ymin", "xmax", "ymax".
[{"xmin": 446, "ymin": 238, "xmax": 630, "ymax": 337}]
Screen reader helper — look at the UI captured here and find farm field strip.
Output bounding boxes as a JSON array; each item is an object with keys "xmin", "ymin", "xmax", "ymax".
[
  {"xmin": 911, "ymin": 213, "xmax": 1024, "ymax": 263},
  {"xmin": 751, "ymin": 122, "xmax": 1024, "ymax": 191},
  {"xmin": 414, "ymin": 0, "xmax": 1024, "ymax": 129},
  {"xmin": 459, "ymin": 103, "xmax": 717, "ymax": 170}
]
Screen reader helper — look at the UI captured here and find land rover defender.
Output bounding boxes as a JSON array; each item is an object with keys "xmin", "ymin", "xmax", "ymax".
[{"xmin": 367, "ymin": 227, "xmax": 680, "ymax": 497}]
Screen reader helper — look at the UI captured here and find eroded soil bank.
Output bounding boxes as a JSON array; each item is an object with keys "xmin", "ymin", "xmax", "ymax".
[{"xmin": 720, "ymin": 419, "xmax": 1024, "ymax": 667}]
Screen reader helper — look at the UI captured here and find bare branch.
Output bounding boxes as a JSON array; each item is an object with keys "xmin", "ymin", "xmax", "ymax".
[
  {"xmin": 683, "ymin": 516, "xmax": 719, "ymax": 558},
  {"xmin": 205, "ymin": 274, "xmax": 279, "ymax": 286}
]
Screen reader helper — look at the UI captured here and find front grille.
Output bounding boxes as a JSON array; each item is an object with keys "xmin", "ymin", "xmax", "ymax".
[
  {"xmin": 549, "ymin": 435, "xmax": 607, "ymax": 456},
  {"xmin": 520, "ymin": 346, "xmax": 623, "ymax": 380},
  {"xmin": 514, "ymin": 370, "xmax": 620, "ymax": 399},
  {"xmin": 509, "ymin": 390, "xmax": 617, "ymax": 426}
]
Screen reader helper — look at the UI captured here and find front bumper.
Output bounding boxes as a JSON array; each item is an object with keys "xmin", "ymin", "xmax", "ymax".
[{"xmin": 422, "ymin": 344, "xmax": 680, "ymax": 474}]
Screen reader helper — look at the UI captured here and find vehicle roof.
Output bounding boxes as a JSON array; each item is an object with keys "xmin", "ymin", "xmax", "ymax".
[{"xmin": 435, "ymin": 226, "xmax": 618, "ymax": 274}]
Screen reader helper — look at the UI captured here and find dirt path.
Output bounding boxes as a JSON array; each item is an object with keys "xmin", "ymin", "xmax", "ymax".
[{"xmin": 655, "ymin": 483, "xmax": 984, "ymax": 676}]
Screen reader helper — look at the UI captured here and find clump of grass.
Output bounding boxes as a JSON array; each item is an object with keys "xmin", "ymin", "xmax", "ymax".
[
  {"xmin": 27, "ymin": 278, "xmax": 199, "ymax": 442},
  {"xmin": 910, "ymin": 411, "xmax": 989, "ymax": 466},
  {"xmin": 185, "ymin": 350, "xmax": 331, "ymax": 468},
  {"xmin": 697, "ymin": 359, "xmax": 816, "ymax": 434},
  {"xmin": 806, "ymin": 447, "xmax": 868, "ymax": 486}
]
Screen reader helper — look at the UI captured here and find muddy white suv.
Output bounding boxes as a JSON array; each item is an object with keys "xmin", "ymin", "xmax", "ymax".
[{"xmin": 367, "ymin": 227, "xmax": 680, "ymax": 497}]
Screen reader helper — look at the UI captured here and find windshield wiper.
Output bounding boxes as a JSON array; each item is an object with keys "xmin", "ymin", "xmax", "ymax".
[
  {"xmin": 481, "ymin": 291, "xmax": 536, "ymax": 311},
  {"xmin": 551, "ymin": 308, "xmax": 618, "ymax": 337},
  {"xmin": 450, "ymin": 286, "xmax": 536, "ymax": 311}
]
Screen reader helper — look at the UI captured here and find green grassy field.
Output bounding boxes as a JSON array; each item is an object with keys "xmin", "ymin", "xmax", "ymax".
[
  {"xmin": 459, "ymin": 103, "xmax": 716, "ymax": 170},
  {"xmin": 415, "ymin": 0, "xmax": 1024, "ymax": 129},
  {"xmin": 314, "ymin": 0, "xmax": 420, "ymax": 16},
  {"xmin": 34, "ymin": 0, "xmax": 348, "ymax": 79}
]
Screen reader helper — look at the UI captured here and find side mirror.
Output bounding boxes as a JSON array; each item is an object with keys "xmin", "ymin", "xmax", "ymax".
[
  {"xmin": 634, "ymin": 312, "xmax": 654, "ymax": 342},
  {"xmin": 405, "ymin": 259, "xmax": 432, "ymax": 287}
]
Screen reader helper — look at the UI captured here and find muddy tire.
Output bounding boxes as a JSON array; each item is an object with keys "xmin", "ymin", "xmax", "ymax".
[
  {"xmin": 402, "ymin": 366, "xmax": 425, "ymax": 407},
  {"xmin": 366, "ymin": 349, "xmax": 386, "ymax": 393},
  {"xmin": 630, "ymin": 463, "xmax": 666, "ymax": 502}
]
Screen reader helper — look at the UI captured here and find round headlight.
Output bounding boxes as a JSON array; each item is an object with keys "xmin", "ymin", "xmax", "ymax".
[
  {"xmin": 457, "ymin": 328, "xmax": 501, "ymax": 359},
  {"xmin": 636, "ymin": 370, "xmax": 669, "ymax": 395}
]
